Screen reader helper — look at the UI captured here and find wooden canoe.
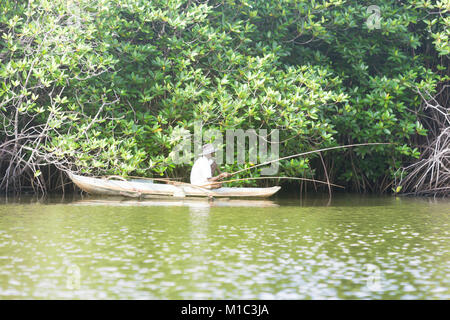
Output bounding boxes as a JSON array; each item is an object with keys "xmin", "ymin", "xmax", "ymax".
[{"xmin": 68, "ymin": 173, "xmax": 281, "ymax": 199}]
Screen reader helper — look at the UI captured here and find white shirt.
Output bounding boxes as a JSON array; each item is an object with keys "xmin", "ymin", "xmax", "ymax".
[{"xmin": 190, "ymin": 156, "xmax": 213, "ymax": 186}]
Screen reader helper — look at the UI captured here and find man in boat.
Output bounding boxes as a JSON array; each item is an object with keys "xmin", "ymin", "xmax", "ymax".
[{"xmin": 190, "ymin": 143, "xmax": 231, "ymax": 189}]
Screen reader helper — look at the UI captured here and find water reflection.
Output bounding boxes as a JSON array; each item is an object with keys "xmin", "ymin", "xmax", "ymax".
[
  {"xmin": 185, "ymin": 203, "xmax": 211, "ymax": 298},
  {"xmin": 0, "ymin": 195, "xmax": 448, "ymax": 299},
  {"xmin": 69, "ymin": 198, "xmax": 279, "ymax": 208},
  {"xmin": 188, "ymin": 202, "xmax": 210, "ymax": 239}
]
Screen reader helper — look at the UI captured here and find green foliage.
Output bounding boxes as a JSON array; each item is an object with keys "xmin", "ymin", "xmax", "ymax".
[{"xmin": 0, "ymin": 0, "xmax": 448, "ymax": 192}]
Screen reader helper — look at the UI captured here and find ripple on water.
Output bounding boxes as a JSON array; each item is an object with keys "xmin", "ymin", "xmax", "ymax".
[{"xmin": 0, "ymin": 197, "xmax": 449, "ymax": 299}]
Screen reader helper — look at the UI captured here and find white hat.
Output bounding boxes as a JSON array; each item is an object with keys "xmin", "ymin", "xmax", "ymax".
[{"xmin": 200, "ymin": 143, "xmax": 216, "ymax": 156}]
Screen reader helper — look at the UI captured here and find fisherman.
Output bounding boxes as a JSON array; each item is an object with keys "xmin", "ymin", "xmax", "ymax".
[{"xmin": 190, "ymin": 143, "xmax": 231, "ymax": 189}]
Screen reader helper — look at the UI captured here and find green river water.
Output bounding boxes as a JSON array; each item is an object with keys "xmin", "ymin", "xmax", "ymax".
[{"xmin": 0, "ymin": 194, "xmax": 448, "ymax": 299}]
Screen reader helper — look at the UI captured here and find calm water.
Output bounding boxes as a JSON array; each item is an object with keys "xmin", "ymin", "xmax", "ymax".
[{"xmin": 0, "ymin": 194, "xmax": 448, "ymax": 299}]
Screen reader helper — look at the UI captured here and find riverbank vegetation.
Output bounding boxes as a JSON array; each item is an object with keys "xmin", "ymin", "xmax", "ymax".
[{"xmin": 0, "ymin": 0, "xmax": 448, "ymax": 195}]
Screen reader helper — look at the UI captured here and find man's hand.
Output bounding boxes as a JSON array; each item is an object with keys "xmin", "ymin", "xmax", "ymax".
[{"xmin": 219, "ymin": 172, "xmax": 231, "ymax": 179}]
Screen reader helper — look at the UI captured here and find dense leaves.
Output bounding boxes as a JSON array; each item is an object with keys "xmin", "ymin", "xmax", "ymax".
[{"xmin": 0, "ymin": 0, "xmax": 448, "ymax": 193}]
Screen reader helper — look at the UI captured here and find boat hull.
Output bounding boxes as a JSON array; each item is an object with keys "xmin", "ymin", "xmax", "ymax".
[{"xmin": 68, "ymin": 173, "xmax": 281, "ymax": 199}]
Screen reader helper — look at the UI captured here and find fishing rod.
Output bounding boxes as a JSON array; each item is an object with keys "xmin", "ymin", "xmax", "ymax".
[
  {"xmin": 203, "ymin": 176, "xmax": 345, "ymax": 188},
  {"xmin": 229, "ymin": 142, "xmax": 390, "ymax": 176}
]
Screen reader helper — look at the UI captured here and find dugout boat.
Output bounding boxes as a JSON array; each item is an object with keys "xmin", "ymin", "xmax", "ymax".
[{"xmin": 68, "ymin": 173, "xmax": 281, "ymax": 199}]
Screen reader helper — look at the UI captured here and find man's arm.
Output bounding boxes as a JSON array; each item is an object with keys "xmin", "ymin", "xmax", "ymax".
[
  {"xmin": 208, "ymin": 174, "xmax": 223, "ymax": 182},
  {"xmin": 211, "ymin": 161, "xmax": 219, "ymax": 175},
  {"xmin": 208, "ymin": 172, "xmax": 230, "ymax": 182},
  {"xmin": 208, "ymin": 160, "xmax": 230, "ymax": 182}
]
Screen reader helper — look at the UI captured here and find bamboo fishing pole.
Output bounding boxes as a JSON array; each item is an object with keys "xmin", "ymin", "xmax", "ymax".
[
  {"xmin": 115, "ymin": 175, "xmax": 182, "ymax": 183},
  {"xmin": 105, "ymin": 175, "xmax": 219, "ymax": 197},
  {"xmin": 229, "ymin": 142, "xmax": 390, "ymax": 176},
  {"xmin": 203, "ymin": 176, "xmax": 345, "ymax": 188}
]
